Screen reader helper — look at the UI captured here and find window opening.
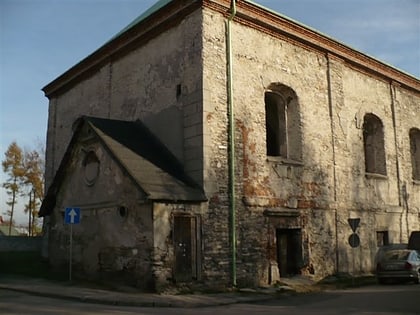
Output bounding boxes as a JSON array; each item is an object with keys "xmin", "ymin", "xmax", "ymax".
[
  {"xmin": 410, "ymin": 128, "xmax": 420, "ymax": 181},
  {"xmin": 363, "ymin": 113, "xmax": 386, "ymax": 175},
  {"xmin": 265, "ymin": 84, "xmax": 301, "ymax": 161},
  {"xmin": 376, "ymin": 231, "xmax": 389, "ymax": 247},
  {"xmin": 118, "ymin": 206, "xmax": 127, "ymax": 218}
]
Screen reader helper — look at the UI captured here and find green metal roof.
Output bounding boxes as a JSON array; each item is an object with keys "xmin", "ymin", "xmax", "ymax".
[{"xmin": 109, "ymin": 0, "xmax": 173, "ymax": 42}]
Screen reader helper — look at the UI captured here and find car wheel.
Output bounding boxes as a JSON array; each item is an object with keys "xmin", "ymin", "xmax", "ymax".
[{"xmin": 415, "ymin": 271, "xmax": 420, "ymax": 284}]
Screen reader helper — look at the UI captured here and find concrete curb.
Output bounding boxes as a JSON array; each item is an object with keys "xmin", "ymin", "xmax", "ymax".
[{"xmin": 0, "ymin": 280, "xmax": 277, "ymax": 308}]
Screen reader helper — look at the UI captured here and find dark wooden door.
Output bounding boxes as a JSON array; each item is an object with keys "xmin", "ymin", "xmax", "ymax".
[{"xmin": 174, "ymin": 216, "xmax": 196, "ymax": 282}]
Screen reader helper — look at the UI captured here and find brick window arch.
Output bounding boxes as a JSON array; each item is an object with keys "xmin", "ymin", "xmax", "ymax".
[
  {"xmin": 265, "ymin": 84, "xmax": 302, "ymax": 161},
  {"xmin": 409, "ymin": 128, "xmax": 420, "ymax": 181},
  {"xmin": 363, "ymin": 113, "xmax": 386, "ymax": 175}
]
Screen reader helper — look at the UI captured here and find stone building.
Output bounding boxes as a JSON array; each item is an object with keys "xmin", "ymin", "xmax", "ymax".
[{"xmin": 40, "ymin": 0, "xmax": 420, "ymax": 291}]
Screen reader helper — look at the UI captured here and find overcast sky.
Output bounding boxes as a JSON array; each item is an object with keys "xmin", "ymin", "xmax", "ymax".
[{"xmin": 1, "ymin": 0, "xmax": 419, "ymax": 224}]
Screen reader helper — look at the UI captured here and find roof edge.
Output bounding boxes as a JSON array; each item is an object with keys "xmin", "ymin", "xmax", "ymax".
[
  {"xmin": 42, "ymin": 0, "xmax": 200, "ymax": 98},
  {"xmin": 42, "ymin": 0, "xmax": 419, "ymax": 98},
  {"xmin": 207, "ymin": 0, "xmax": 419, "ymax": 91}
]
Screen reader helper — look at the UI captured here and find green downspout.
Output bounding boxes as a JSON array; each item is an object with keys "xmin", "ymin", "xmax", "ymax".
[{"xmin": 226, "ymin": 0, "xmax": 237, "ymax": 287}]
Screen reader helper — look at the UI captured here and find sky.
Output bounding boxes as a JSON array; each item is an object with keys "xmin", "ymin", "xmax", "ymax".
[{"xmin": 1, "ymin": 0, "xmax": 419, "ymax": 225}]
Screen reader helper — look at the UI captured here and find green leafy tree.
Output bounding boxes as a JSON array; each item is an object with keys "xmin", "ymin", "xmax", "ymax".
[{"xmin": 2, "ymin": 142, "xmax": 25, "ymax": 235}]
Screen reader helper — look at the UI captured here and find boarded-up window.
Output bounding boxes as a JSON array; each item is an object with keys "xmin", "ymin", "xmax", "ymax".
[
  {"xmin": 363, "ymin": 113, "xmax": 386, "ymax": 175},
  {"xmin": 410, "ymin": 128, "xmax": 420, "ymax": 181}
]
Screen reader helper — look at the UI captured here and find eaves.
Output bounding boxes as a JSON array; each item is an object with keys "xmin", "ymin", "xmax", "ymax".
[
  {"xmin": 207, "ymin": 0, "xmax": 420, "ymax": 93},
  {"xmin": 42, "ymin": 0, "xmax": 201, "ymax": 98}
]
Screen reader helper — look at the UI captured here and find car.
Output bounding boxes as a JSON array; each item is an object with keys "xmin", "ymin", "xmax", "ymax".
[
  {"xmin": 376, "ymin": 249, "xmax": 420, "ymax": 284},
  {"xmin": 374, "ymin": 243, "xmax": 408, "ymax": 267}
]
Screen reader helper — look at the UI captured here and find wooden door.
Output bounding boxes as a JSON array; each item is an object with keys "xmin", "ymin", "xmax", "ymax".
[{"xmin": 173, "ymin": 216, "xmax": 197, "ymax": 282}]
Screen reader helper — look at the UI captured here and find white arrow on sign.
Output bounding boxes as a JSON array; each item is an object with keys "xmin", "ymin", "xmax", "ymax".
[{"xmin": 69, "ymin": 208, "xmax": 77, "ymax": 224}]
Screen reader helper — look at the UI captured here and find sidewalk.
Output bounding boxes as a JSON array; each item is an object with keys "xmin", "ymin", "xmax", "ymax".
[{"xmin": 0, "ymin": 275, "xmax": 295, "ymax": 308}]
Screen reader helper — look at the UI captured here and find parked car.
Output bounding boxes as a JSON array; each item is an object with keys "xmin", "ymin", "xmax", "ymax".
[
  {"xmin": 376, "ymin": 249, "xmax": 420, "ymax": 284},
  {"xmin": 374, "ymin": 243, "xmax": 407, "ymax": 267}
]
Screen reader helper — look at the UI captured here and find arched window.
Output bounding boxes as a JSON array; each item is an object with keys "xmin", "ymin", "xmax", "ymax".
[
  {"xmin": 265, "ymin": 84, "xmax": 301, "ymax": 161},
  {"xmin": 409, "ymin": 128, "xmax": 420, "ymax": 181},
  {"xmin": 363, "ymin": 113, "xmax": 386, "ymax": 175}
]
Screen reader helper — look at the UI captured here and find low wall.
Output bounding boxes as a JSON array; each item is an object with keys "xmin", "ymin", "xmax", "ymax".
[{"xmin": 0, "ymin": 236, "xmax": 42, "ymax": 252}]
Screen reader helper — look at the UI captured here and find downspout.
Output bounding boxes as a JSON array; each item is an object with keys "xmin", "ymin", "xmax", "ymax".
[
  {"xmin": 226, "ymin": 0, "xmax": 237, "ymax": 287},
  {"xmin": 326, "ymin": 54, "xmax": 339, "ymax": 274},
  {"xmin": 390, "ymin": 82, "xmax": 406, "ymax": 241}
]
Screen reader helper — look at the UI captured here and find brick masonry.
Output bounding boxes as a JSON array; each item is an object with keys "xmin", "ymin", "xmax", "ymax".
[{"xmin": 42, "ymin": 3, "xmax": 420, "ymax": 290}]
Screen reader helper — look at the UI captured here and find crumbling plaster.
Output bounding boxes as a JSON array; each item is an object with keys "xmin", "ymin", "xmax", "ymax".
[
  {"xmin": 43, "ymin": 2, "xmax": 419, "ymax": 290},
  {"xmin": 201, "ymin": 7, "xmax": 419, "ymax": 283},
  {"xmin": 48, "ymin": 138, "xmax": 156, "ymax": 289},
  {"xmin": 45, "ymin": 10, "xmax": 204, "ymax": 189}
]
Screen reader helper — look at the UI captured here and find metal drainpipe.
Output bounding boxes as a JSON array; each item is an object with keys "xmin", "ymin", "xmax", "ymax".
[
  {"xmin": 226, "ymin": 0, "xmax": 237, "ymax": 287},
  {"xmin": 326, "ymin": 54, "xmax": 339, "ymax": 274},
  {"xmin": 390, "ymin": 83, "xmax": 408, "ymax": 241}
]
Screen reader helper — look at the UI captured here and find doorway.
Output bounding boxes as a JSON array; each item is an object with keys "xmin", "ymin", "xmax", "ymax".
[
  {"xmin": 276, "ymin": 228, "xmax": 302, "ymax": 277},
  {"xmin": 173, "ymin": 215, "xmax": 198, "ymax": 282}
]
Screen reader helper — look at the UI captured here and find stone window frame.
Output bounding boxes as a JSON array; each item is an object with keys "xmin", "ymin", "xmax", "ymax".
[
  {"xmin": 363, "ymin": 113, "xmax": 387, "ymax": 177},
  {"xmin": 264, "ymin": 83, "xmax": 302, "ymax": 164},
  {"xmin": 409, "ymin": 128, "xmax": 420, "ymax": 182}
]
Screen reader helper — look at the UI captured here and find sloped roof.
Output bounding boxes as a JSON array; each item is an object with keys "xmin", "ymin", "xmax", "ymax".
[
  {"xmin": 39, "ymin": 116, "xmax": 206, "ymax": 217},
  {"xmin": 108, "ymin": 0, "xmax": 172, "ymax": 42}
]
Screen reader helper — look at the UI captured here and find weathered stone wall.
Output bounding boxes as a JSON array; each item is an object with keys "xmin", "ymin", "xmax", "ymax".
[
  {"xmin": 152, "ymin": 202, "xmax": 204, "ymax": 291},
  {"xmin": 201, "ymin": 8, "xmax": 232, "ymax": 286},
  {"xmin": 202, "ymin": 6, "xmax": 419, "ymax": 285},
  {"xmin": 43, "ymin": 2, "xmax": 419, "ymax": 289},
  {"xmin": 48, "ymin": 139, "xmax": 155, "ymax": 290},
  {"xmin": 45, "ymin": 10, "xmax": 204, "ymax": 189}
]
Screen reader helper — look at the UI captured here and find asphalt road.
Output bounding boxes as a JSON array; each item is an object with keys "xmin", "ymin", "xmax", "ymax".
[{"xmin": 1, "ymin": 284, "xmax": 419, "ymax": 315}]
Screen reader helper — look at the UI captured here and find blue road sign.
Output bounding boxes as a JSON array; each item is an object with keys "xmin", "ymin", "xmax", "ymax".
[{"xmin": 64, "ymin": 207, "xmax": 81, "ymax": 224}]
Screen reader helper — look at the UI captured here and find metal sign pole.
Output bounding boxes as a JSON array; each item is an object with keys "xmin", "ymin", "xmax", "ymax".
[
  {"xmin": 352, "ymin": 242, "xmax": 355, "ymax": 286},
  {"xmin": 69, "ymin": 224, "xmax": 73, "ymax": 282},
  {"xmin": 348, "ymin": 218, "xmax": 361, "ymax": 286},
  {"xmin": 65, "ymin": 207, "xmax": 80, "ymax": 282}
]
